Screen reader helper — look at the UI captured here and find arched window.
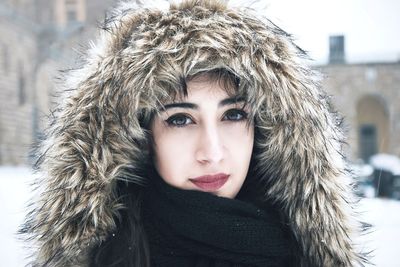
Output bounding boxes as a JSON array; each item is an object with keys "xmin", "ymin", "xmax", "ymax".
[{"xmin": 356, "ymin": 95, "xmax": 389, "ymax": 161}]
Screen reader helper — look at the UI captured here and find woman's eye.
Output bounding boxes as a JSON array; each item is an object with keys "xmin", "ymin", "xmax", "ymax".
[
  {"xmin": 223, "ymin": 109, "xmax": 248, "ymax": 121},
  {"xmin": 166, "ymin": 114, "xmax": 193, "ymax": 127}
]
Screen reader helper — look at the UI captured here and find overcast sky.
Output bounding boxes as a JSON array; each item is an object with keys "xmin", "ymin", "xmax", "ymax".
[{"xmin": 261, "ymin": 0, "xmax": 400, "ymax": 64}]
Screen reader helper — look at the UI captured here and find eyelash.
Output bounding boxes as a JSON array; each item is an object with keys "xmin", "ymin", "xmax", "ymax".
[{"xmin": 165, "ymin": 109, "xmax": 248, "ymax": 128}]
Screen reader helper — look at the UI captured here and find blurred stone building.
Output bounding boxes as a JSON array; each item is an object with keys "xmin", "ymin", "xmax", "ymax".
[
  {"xmin": 0, "ymin": 0, "xmax": 114, "ymax": 164},
  {"xmin": 319, "ymin": 36, "xmax": 400, "ymax": 163},
  {"xmin": 0, "ymin": 1, "xmax": 399, "ymax": 165}
]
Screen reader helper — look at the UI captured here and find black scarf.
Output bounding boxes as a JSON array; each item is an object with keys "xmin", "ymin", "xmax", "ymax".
[{"xmin": 142, "ymin": 175, "xmax": 294, "ymax": 267}]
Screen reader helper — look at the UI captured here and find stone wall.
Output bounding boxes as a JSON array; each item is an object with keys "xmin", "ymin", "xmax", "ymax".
[
  {"xmin": 0, "ymin": 8, "xmax": 38, "ymax": 164},
  {"xmin": 0, "ymin": 0, "xmax": 115, "ymax": 165},
  {"xmin": 319, "ymin": 63, "xmax": 400, "ymax": 161}
]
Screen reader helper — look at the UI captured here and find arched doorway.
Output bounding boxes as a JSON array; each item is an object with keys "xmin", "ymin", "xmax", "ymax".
[{"xmin": 356, "ymin": 95, "xmax": 389, "ymax": 162}]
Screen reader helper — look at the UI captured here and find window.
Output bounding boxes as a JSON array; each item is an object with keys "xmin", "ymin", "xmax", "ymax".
[
  {"xmin": 329, "ymin": 35, "xmax": 345, "ymax": 64},
  {"xmin": 65, "ymin": 0, "xmax": 78, "ymax": 24},
  {"xmin": 357, "ymin": 95, "xmax": 389, "ymax": 160},
  {"xmin": 18, "ymin": 62, "xmax": 26, "ymax": 106},
  {"xmin": 67, "ymin": 9, "xmax": 77, "ymax": 23},
  {"xmin": 359, "ymin": 124, "xmax": 377, "ymax": 162},
  {"xmin": 2, "ymin": 44, "xmax": 9, "ymax": 74}
]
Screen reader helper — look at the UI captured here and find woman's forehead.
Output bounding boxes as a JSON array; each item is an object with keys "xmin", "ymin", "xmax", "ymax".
[
  {"xmin": 170, "ymin": 78, "xmax": 243, "ymax": 104},
  {"xmin": 169, "ymin": 73, "xmax": 241, "ymax": 100}
]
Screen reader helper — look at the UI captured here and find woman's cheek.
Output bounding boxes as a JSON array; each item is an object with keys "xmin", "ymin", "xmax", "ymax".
[
  {"xmin": 156, "ymin": 128, "xmax": 196, "ymax": 164},
  {"xmin": 221, "ymin": 122, "xmax": 254, "ymax": 143},
  {"xmin": 222, "ymin": 123, "xmax": 254, "ymax": 160}
]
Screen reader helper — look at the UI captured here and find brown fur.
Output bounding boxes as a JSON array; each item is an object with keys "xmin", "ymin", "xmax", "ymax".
[{"xmin": 20, "ymin": 0, "xmax": 368, "ymax": 266}]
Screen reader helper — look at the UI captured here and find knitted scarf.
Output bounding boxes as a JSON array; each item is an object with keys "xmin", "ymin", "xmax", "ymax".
[{"xmin": 142, "ymin": 175, "xmax": 294, "ymax": 267}]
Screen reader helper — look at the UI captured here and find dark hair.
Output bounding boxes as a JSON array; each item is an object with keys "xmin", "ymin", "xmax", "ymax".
[
  {"xmin": 89, "ymin": 180, "xmax": 150, "ymax": 267},
  {"xmin": 89, "ymin": 68, "xmax": 257, "ymax": 266}
]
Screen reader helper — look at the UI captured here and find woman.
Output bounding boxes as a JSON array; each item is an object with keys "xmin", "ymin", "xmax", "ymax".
[{"xmin": 20, "ymin": 0, "xmax": 368, "ymax": 266}]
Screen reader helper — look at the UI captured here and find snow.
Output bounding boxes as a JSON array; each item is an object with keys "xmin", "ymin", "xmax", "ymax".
[
  {"xmin": 370, "ymin": 154, "xmax": 400, "ymax": 176},
  {"xmin": 351, "ymin": 163, "xmax": 374, "ymax": 178},
  {"xmin": 359, "ymin": 198, "xmax": 400, "ymax": 267},
  {"xmin": 1, "ymin": 166, "xmax": 400, "ymax": 266},
  {"xmin": 0, "ymin": 166, "xmax": 35, "ymax": 266}
]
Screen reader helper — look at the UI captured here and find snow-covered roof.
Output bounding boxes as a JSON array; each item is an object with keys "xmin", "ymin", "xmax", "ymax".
[{"xmin": 370, "ymin": 154, "xmax": 400, "ymax": 176}]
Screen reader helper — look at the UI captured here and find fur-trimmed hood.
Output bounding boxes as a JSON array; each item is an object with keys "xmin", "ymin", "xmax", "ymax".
[{"xmin": 21, "ymin": 0, "xmax": 367, "ymax": 266}]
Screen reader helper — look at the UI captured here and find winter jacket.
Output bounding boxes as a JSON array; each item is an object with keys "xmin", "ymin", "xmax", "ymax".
[{"xmin": 21, "ymin": 0, "xmax": 367, "ymax": 266}]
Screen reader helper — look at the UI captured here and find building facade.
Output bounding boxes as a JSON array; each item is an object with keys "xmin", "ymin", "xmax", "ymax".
[
  {"xmin": 0, "ymin": 0, "xmax": 114, "ymax": 165},
  {"xmin": 320, "ymin": 63, "xmax": 400, "ymax": 162},
  {"xmin": 0, "ymin": 1, "xmax": 38, "ymax": 164}
]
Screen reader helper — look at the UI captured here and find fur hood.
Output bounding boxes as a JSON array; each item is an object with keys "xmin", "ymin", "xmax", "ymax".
[{"xmin": 21, "ymin": 0, "xmax": 367, "ymax": 266}]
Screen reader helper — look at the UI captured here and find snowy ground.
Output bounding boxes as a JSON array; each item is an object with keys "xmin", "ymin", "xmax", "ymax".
[
  {"xmin": 0, "ymin": 166, "xmax": 34, "ymax": 267},
  {"xmin": 1, "ymin": 166, "xmax": 399, "ymax": 267}
]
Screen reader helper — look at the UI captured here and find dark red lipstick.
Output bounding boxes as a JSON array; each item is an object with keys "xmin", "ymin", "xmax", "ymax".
[{"xmin": 190, "ymin": 173, "xmax": 229, "ymax": 191}]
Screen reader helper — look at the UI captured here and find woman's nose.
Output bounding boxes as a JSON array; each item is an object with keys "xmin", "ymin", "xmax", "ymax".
[{"xmin": 195, "ymin": 125, "xmax": 224, "ymax": 164}]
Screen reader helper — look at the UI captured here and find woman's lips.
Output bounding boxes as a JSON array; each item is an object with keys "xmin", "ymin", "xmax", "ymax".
[{"xmin": 189, "ymin": 173, "xmax": 229, "ymax": 191}]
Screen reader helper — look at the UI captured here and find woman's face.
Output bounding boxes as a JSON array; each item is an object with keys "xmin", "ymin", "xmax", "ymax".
[{"xmin": 150, "ymin": 75, "xmax": 254, "ymax": 198}]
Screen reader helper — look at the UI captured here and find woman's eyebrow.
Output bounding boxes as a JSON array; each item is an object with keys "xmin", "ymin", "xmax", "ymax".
[
  {"xmin": 162, "ymin": 102, "xmax": 198, "ymax": 111},
  {"xmin": 161, "ymin": 96, "xmax": 245, "ymax": 111},
  {"xmin": 219, "ymin": 96, "xmax": 245, "ymax": 107}
]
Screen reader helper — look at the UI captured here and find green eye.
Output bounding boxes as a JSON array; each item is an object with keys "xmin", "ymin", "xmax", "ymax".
[{"xmin": 223, "ymin": 109, "xmax": 248, "ymax": 121}]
